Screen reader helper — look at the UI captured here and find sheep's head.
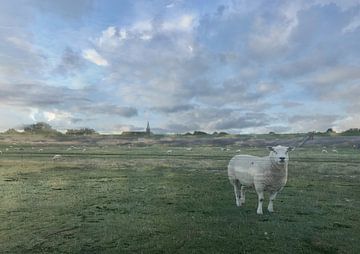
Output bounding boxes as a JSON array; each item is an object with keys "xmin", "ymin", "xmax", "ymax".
[{"xmin": 267, "ymin": 145, "xmax": 294, "ymax": 164}]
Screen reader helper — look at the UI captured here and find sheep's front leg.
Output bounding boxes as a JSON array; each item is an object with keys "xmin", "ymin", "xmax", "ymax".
[
  {"xmin": 268, "ymin": 192, "xmax": 278, "ymax": 212},
  {"xmin": 256, "ymin": 191, "xmax": 264, "ymax": 215},
  {"xmin": 232, "ymin": 180, "xmax": 242, "ymax": 207}
]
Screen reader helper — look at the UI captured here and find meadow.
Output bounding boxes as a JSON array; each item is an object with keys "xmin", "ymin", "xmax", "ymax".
[{"xmin": 0, "ymin": 141, "xmax": 359, "ymax": 253}]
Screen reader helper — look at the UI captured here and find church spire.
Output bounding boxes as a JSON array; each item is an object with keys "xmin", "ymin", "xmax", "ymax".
[{"xmin": 146, "ymin": 121, "xmax": 151, "ymax": 135}]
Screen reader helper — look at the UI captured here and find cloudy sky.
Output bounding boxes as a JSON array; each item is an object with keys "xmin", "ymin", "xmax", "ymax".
[{"xmin": 1, "ymin": 0, "xmax": 360, "ymax": 134}]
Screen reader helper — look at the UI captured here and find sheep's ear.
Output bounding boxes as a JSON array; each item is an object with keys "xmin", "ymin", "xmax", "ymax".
[
  {"xmin": 267, "ymin": 146, "xmax": 274, "ymax": 152},
  {"xmin": 287, "ymin": 146, "xmax": 295, "ymax": 152}
]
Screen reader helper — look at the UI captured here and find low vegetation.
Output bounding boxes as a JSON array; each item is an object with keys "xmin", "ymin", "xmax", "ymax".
[{"xmin": 0, "ymin": 140, "xmax": 359, "ymax": 253}]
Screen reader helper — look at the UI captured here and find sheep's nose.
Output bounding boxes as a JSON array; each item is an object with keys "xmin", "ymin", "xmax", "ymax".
[{"xmin": 279, "ymin": 157, "xmax": 285, "ymax": 161}]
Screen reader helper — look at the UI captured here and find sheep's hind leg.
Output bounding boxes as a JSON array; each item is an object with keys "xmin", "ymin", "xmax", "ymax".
[
  {"xmin": 256, "ymin": 191, "xmax": 264, "ymax": 215},
  {"xmin": 240, "ymin": 186, "xmax": 246, "ymax": 205},
  {"xmin": 267, "ymin": 192, "xmax": 278, "ymax": 213},
  {"xmin": 232, "ymin": 180, "xmax": 242, "ymax": 207}
]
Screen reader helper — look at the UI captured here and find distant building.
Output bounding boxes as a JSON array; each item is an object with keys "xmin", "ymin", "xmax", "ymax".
[
  {"xmin": 146, "ymin": 121, "xmax": 151, "ymax": 135},
  {"xmin": 121, "ymin": 122, "xmax": 152, "ymax": 136}
]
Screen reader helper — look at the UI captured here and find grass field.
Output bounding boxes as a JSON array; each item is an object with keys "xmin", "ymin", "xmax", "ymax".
[{"xmin": 0, "ymin": 143, "xmax": 359, "ymax": 253}]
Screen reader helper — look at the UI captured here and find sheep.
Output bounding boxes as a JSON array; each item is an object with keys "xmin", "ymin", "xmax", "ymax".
[
  {"xmin": 236, "ymin": 149, "xmax": 241, "ymax": 152},
  {"xmin": 0, "ymin": 150, "xmax": 2, "ymax": 155},
  {"xmin": 228, "ymin": 145, "xmax": 294, "ymax": 214},
  {"xmin": 185, "ymin": 147, "xmax": 192, "ymax": 151},
  {"xmin": 52, "ymin": 154, "xmax": 63, "ymax": 161},
  {"xmin": 332, "ymin": 149, "xmax": 338, "ymax": 153},
  {"xmin": 321, "ymin": 149, "xmax": 328, "ymax": 153},
  {"xmin": 166, "ymin": 150, "xmax": 173, "ymax": 154}
]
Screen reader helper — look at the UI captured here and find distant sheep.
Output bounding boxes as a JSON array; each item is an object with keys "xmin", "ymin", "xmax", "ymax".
[
  {"xmin": 185, "ymin": 147, "xmax": 192, "ymax": 151},
  {"xmin": 0, "ymin": 150, "xmax": 2, "ymax": 155},
  {"xmin": 39, "ymin": 148, "xmax": 43, "ymax": 152},
  {"xmin": 166, "ymin": 150, "xmax": 173, "ymax": 154},
  {"xmin": 332, "ymin": 149, "xmax": 338, "ymax": 153},
  {"xmin": 228, "ymin": 145, "xmax": 294, "ymax": 214},
  {"xmin": 321, "ymin": 149, "xmax": 328, "ymax": 153},
  {"xmin": 52, "ymin": 154, "xmax": 63, "ymax": 161},
  {"xmin": 236, "ymin": 149, "xmax": 241, "ymax": 152}
]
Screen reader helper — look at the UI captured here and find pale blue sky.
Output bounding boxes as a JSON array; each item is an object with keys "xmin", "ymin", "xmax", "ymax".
[{"xmin": 1, "ymin": 0, "xmax": 360, "ymax": 133}]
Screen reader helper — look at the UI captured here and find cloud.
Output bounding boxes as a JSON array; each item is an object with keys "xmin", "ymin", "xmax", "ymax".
[
  {"xmin": 0, "ymin": 83, "xmax": 137, "ymax": 119},
  {"xmin": 342, "ymin": 14, "xmax": 360, "ymax": 33},
  {"xmin": 287, "ymin": 114, "xmax": 340, "ymax": 132},
  {"xmin": 54, "ymin": 47, "xmax": 85, "ymax": 75},
  {"xmin": 82, "ymin": 49, "xmax": 109, "ymax": 66}
]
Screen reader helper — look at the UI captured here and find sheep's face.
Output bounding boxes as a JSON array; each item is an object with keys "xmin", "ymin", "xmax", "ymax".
[{"xmin": 267, "ymin": 145, "xmax": 294, "ymax": 164}]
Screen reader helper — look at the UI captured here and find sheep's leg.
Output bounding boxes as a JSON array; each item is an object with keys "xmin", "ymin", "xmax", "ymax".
[
  {"xmin": 256, "ymin": 191, "xmax": 264, "ymax": 215},
  {"xmin": 267, "ymin": 192, "xmax": 278, "ymax": 212},
  {"xmin": 240, "ymin": 186, "xmax": 246, "ymax": 205},
  {"xmin": 232, "ymin": 180, "xmax": 242, "ymax": 207}
]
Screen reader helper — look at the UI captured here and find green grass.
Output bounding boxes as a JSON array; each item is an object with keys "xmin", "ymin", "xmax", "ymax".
[{"xmin": 0, "ymin": 145, "xmax": 359, "ymax": 253}]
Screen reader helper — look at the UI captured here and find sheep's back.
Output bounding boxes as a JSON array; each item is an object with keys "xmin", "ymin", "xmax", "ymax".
[{"xmin": 228, "ymin": 155, "xmax": 265, "ymax": 186}]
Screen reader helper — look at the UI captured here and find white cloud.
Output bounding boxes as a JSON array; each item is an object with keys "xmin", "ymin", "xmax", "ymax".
[
  {"xmin": 342, "ymin": 14, "xmax": 360, "ymax": 33},
  {"xmin": 311, "ymin": 66, "xmax": 360, "ymax": 86},
  {"xmin": 162, "ymin": 14, "xmax": 196, "ymax": 32},
  {"xmin": 82, "ymin": 49, "xmax": 109, "ymax": 66},
  {"xmin": 6, "ymin": 36, "xmax": 34, "ymax": 53},
  {"xmin": 334, "ymin": 114, "xmax": 360, "ymax": 132}
]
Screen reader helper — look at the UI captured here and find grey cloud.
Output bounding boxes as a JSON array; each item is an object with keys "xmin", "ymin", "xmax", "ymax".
[
  {"xmin": 288, "ymin": 114, "xmax": 340, "ymax": 132},
  {"xmin": 0, "ymin": 83, "xmax": 137, "ymax": 118},
  {"xmin": 213, "ymin": 112, "xmax": 272, "ymax": 130},
  {"xmin": 0, "ymin": 83, "xmax": 89, "ymax": 107},
  {"xmin": 82, "ymin": 104, "xmax": 138, "ymax": 117},
  {"xmin": 162, "ymin": 107, "xmax": 274, "ymax": 133},
  {"xmin": 152, "ymin": 104, "xmax": 195, "ymax": 113},
  {"xmin": 53, "ymin": 47, "xmax": 85, "ymax": 76}
]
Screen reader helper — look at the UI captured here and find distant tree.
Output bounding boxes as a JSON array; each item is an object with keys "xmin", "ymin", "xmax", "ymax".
[
  {"xmin": 326, "ymin": 128, "xmax": 335, "ymax": 133},
  {"xmin": 23, "ymin": 122, "xmax": 60, "ymax": 135},
  {"xmin": 193, "ymin": 131, "xmax": 208, "ymax": 136},
  {"xmin": 4, "ymin": 128, "xmax": 20, "ymax": 135},
  {"xmin": 66, "ymin": 128, "xmax": 98, "ymax": 136},
  {"xmin": 341, "ymin": 128, "xmax": 360, "ymax": 136}
]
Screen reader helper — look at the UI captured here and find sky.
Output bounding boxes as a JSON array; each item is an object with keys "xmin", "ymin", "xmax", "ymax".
[{"xmin": 0, "ymin": 0, "xmax": 360, "ymax": 134}]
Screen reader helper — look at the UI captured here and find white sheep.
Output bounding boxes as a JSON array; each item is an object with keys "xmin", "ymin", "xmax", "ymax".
[
  {"xmin": 185, "ymin": 147, "xmax": 192, "ymax": 151},
  {"xmin": 166, "ymin": 150, "xmax": 173, "ymax": 154},
  {"xmin": 228, "ymin": 145, "xmax": 294, "ymax": 214},
  {"xmin": 321, "ymin": 149, "xmax": 328, "ymax": 153},
  {"xmin": 52, "ymin": 154, "xmax": 63, "ymax": 161},
  {"xmin": 0, "ymin": 150, "xmax": 2, "ymax": 155},
  {"xmin": 332, "ymin": 149, "xmax": 338, "ymax": 153},
  {"xmin": 236, "ymin": 149, "xmax": 241, "ymax": 152}
]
